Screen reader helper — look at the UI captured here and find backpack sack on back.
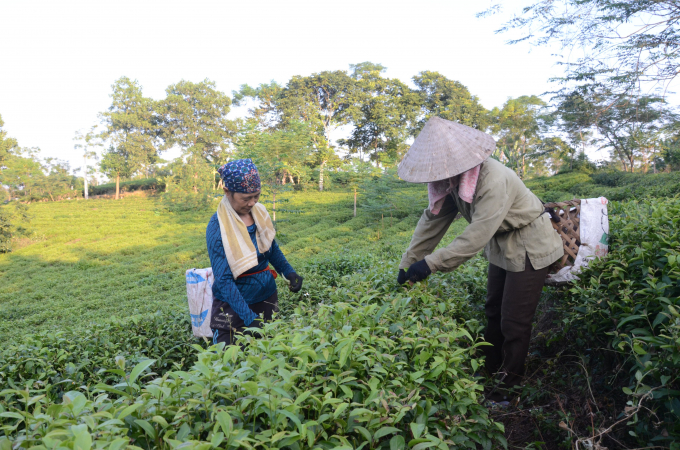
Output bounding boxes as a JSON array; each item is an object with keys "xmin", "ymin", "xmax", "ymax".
[
  {"xmin": 185, "ymin": 268, "xmax": 214, "ymax": 337},
  {"xmin": 545, "ymin": 197, "xmax": 609, "ymax": 286}
]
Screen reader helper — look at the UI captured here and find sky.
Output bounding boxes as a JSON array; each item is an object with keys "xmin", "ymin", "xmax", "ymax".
[{"xmin": 0, "ymin": 0, "xmax": 567, "ymax": 173}]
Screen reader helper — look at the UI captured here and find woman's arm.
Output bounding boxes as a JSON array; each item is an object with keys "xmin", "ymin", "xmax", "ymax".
[
  {"xmin": 399, "ymin": 194, "xmax": 459, "ymax": 270},
  {"xmin": 268, "ymin": 239, "xmax": 295, "ymax": 277},
  {"xmin": 206, "ymin": 217, "xmax": 258, "ymax": 326}
]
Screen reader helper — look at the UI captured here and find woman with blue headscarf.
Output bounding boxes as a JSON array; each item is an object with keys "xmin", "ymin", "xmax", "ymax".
[{"xmin": 206, "ymin": 158, "xmax": 303, "ymax": 346}]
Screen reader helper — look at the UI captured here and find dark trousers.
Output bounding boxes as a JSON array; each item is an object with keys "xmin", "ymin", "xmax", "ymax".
[
  {"xmin": 211, "ymin": 292, "xmax": 278, "ymax": 346},
  {"xmin": 483, "ymin": 255, "xmax": 549, "ymax": 392}
]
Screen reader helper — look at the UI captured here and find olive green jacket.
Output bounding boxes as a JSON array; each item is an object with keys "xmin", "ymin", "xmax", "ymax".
[{"xmin": 400, "ymin": 158, "xmax": 563, "ymax": 273}]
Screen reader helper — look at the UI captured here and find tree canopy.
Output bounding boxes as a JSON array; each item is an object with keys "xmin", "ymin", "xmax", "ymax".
[
  {"xmin": 485, "ymin": 0, "xmax": 680, "ymax": 96},
  {"xmin": 3, "ymin": 59, "xmax": 679, "ymax": 204}
]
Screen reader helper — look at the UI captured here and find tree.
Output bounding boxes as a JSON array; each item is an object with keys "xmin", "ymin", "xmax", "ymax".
[
  {"xmin": 279, "ymin": 71, "xmax": 358, "ymax": 191},
  {"xmin": 99, "ymin": 147, "xmax": 132, "ymax": 199},
  {"xmin": 161, "ymin": 79, "xmax": 234, "ymax": 193},
  {"xmin": 232, "ymin": 82, "xmax": 283, "ymax": 129},
  {"xmin": 235, "ymin": 120, "xmax": 315, "ymax": 221},
  {"xmin": 237, "ymin": 71, "xmax": 357, "ymax": 191},
  {"xmin": 0, "ymin": 114, "xmax": 18, "ymax": 170},
  {"xmin": 0, "ymin": 202, "xmax": 30, "ymax": 253},
  {"xmin": 1, "ymin": 148, "xmax": 77, "ymax": 202},
  {"xmin": 341, "ymin": 64, "xmax": 421, "ymax": 165},
  {"xmin": 98, "ymin": 77, "xmax": 160, "ymax": 199},
  {"xmin": 74, "ymin": 126, "xmax": 102, "ymax": 200},
  {"xmin": 342, "ymin": 159, "xmax": 381, "ymax": 217},
  {"xmin": 661, "ymin": 137, "xmax": 680, "ymax": 171},
  {"xmin": 490, "ymin": 96, "xmax": 549, "ymax": 178},
  {"xmin": 592, "ymin": 94, "xmax": 673, "ymax": 172},
  {"xmin": 40, "ymin": 158, "xmax": 78, "ymax": 201},
  {"xmin": 412, "ymin": 71, "xmax": 489, "ymax": 133},
  {"xmin": 0, "ymin": 148, "xmax": 44, "ymax": 201},
  {"xmin": 552, "ymin": 90, "xmax": 598, "ymax": 169},
  {"xmin": 485, "ymin": 0, "xmax": 680, "ymax": 96},
  {"xmin": 236, "ymin": 120, "xmax": 314, "ymax": 185}
]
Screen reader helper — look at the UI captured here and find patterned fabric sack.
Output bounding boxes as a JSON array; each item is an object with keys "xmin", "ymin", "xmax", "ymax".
[
  {"xmin": 545, "ymin": 197, "xmax": 609, "ymax": 286},
  {"xmin": 185, "ymin": 268, "xmax": 214, "ymax": 337}
]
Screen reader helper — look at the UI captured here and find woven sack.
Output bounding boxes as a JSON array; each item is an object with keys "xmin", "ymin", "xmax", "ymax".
[
  {"xmin": 185, "ymin": 268, "xmax": 214, "ymax": 337},
  {"xmin": 544, "ymin": 197, "xmax": 610, "ymax": 286}
]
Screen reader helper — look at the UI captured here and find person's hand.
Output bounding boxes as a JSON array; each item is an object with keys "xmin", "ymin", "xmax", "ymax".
[
  {"xmin": 405, "ymin": 259, "xmax": 432, "ymax": 283},
  {"xmin": 397, "ymin": 269, "xmax": 407, "ymax": 285},
  {"xmin": 246, "ymin": 314, "xmax": 263, "ymax": 328},
  {"xmin": 285, "ymin": 272, "xmax": 303, "ymax": 293}
]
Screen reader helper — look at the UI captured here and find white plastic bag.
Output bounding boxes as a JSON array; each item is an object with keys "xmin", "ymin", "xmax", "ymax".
[
  {"xmin": 546, "ymin": 197, "xmax": 609, "ymax": 285},
  {"xmin": 185, "ymin": 268, "xmax": 214, "ymax": 337}
]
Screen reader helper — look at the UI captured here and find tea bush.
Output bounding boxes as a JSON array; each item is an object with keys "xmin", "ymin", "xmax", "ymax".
[
  {"xmin": 0, "ymin": 273, "xmax": 506, "ymax": 450},
  {"xmin": 555, "ymin": 196, "xmax": 680, "ymax": 445},
  {"xmin": 526, "ymin": 169, "xmax": 680, "ymax": 202},
  {"xmin": 0, "ymin": 311, "xmax": 198, "ymax": 405},
  {"xmin": 0, "ymin": 182, "xmax": 514, "ymax": 448}
]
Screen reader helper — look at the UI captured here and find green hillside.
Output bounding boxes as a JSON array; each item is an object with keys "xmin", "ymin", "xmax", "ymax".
[
  {"xmin": 1, "ymin": 180, "xmax": 678, "ymax": 449},
  {"xmin": 1, "ymin": 187, "xmax": 451, "ymax": 340}
]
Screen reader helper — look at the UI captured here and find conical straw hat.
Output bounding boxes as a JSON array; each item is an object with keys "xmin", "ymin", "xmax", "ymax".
[{"xmin": 398, "ymin": 116, "xmax": 495, "ymax": 183}]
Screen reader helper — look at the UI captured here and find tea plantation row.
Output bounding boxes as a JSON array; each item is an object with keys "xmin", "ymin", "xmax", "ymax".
[
  {"xmin": 0, "ymin": 187, "xmax": 505, "ymax": 448},
  {"xmin": 553, "ymin": 196, "xmax": 680, "ymax": 445},
  {"xmin": 1, "ymin": 262, "xmax": 507, "ymax": 449},
  {"xmin": 2, "ymin": 184, "xmax": 679, "ymax": 447}
]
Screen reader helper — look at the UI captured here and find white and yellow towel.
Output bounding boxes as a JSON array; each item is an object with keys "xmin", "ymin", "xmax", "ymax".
[{"xmin": 216, "ymin": 195, "xmax": 276, "ymax": 279}]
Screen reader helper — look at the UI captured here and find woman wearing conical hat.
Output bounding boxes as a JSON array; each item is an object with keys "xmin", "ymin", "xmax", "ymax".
[{"xmin": 397, "ymin": 117, "xmax": 563, "ymax": 405}]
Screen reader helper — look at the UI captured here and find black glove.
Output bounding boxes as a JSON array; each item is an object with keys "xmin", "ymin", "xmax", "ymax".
[
  {"xmin": 285, "ymin": 272, "xmax": 303, "ymax": 293},
  {"xmin": 405, "ymin": 259, "xmax": 432, "ymax": 283},
  {"xmin": 397, "ymin": 269, "xmax": 407, "ymax": 285}
]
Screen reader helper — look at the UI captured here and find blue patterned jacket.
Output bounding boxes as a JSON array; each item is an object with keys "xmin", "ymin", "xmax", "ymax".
[{"xmin": 206, "ymin": 213, "xmax": 294, "ymax": 326}]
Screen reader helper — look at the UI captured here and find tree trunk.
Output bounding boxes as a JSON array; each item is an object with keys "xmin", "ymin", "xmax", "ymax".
[
  {"xmin": 520, "ymin": 137, "xmax": 526, "ymax": 179},
  {"xmin": 115, "ymin": 174, "xmax": 120, "ymax": 200},
  {"xmin": 288, "ymin": 173, "xmax": 295, "ymax": 184},
  {"xmin": 83, "ymin": 157, "xmax": 88, "ymax": 200},
  {"xmin": 353, "ymin": 188, "xmax": 357, "ymax": 217},
  {"xmin": 192, "ymin": 155, "xmax": 198, "ymax": 193},
  {"xmin": 319, "ymin": 160, "xmax": 326, "ymax": 192}
]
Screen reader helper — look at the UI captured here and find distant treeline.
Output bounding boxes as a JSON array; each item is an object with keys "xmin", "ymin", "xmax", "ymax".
[{"xmin": 2, "ymin": 62, "xmax": 680, "ymax": 203}]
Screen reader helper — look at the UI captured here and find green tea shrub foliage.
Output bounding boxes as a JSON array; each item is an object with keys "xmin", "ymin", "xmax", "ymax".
[
  {"xmin": 556, "ymin": 196, "xmax": 680, "ymax": 444},
  {"xmin": 0, "ymin": 276, "xmax": 506, "ymax": 449},
  {"xmin": 0, "ymin": 311, "xmax": 197, "ymax": 404},
  {"xmin": 359, "ymin": 170, "xmax": 426, "ymax": 220},
  {"xmin": 526, "ymin": 169, "xmax": 680, "ymax": 202},
  {"xmin": 90, "ymin": 178, "xmax": 164, "ymax": 196}
]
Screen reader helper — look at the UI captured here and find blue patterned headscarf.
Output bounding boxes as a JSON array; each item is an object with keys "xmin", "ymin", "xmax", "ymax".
[{"xmin": 217, "ymin": 159, "xmax": 261, "ymax": 193}]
